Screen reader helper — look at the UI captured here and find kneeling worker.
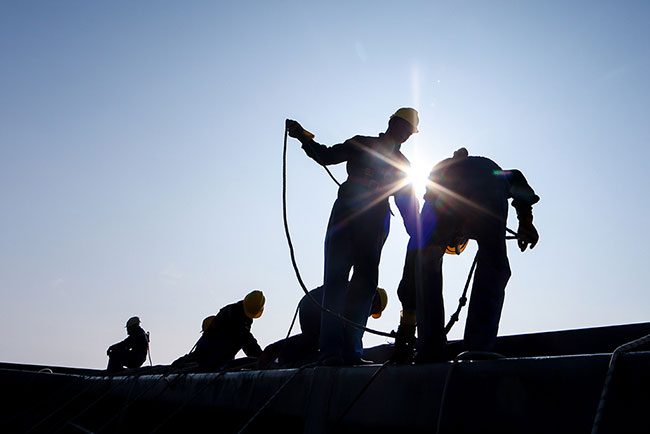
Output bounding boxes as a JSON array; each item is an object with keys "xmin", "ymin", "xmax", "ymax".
[
  {"xmin": 107, "ymin": 316, "xmax": 149, "ymax": 372},
  {"xmin": 194, "ymin": 290, "xmax": 265, "ymax": 370},
  {"xmin": 260, "ymin": 286, "xmax": 388, "ymax": 367}
]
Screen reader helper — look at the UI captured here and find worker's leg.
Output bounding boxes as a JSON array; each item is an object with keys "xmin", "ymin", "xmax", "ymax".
[
  {"xmin": 319, "ymin": 200, "xmax": 354, "ymax": 363},
  {"xmin": 414, "ymin": 203, "xmax": 452, "ymax": 362},
  {"xmin": 106, "ymin": 347, "xmax": 128, "ymax": 372},
  {"xmin": 463, "ymin": 227, "xmax": 511, "ymax": 352},
  {"xmin": 344, "ymin": 206, "xmax": 390, "ymax": 362},
  {"xmin": 414, "ymin": 243, "xmax": 447, "ymax": 362}
]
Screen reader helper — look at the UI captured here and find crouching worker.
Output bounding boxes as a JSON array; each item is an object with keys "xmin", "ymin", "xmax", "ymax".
[
  {"xmin": 107, "ymin": 316, "xmax": 149, "ymax": 373},
  {"xmin": 188, "ymin": 290, "xmax": 265, "ymax": 371},
  {"xmin": 259, "ymin": 286, "xmax": 388, "ymax": 368},
  {"xmin": 395, "ymin": 148, "xmax": 539, "ymax": 363}
]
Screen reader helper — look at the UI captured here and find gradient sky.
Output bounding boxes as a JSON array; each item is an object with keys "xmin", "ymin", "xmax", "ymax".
[{"xmin": 1, "ymin": 1, "xmax": 649, "ymax": 369}]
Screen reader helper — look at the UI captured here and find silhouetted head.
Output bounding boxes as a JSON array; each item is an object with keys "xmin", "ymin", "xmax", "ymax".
[
  {"xmin": 386, "ymin": 107, "xmax": 419, "ymax": 145},
  {"xmin": 369, "ymin": 287, "xmax": 388, "ymax": 319},
  {"xmin": 125, "ymin": 316, "xmax": 141, "ymax": 335},
  {"xmin": 243, "ymin": 290, "xmax": 265, "ymax": 319}
]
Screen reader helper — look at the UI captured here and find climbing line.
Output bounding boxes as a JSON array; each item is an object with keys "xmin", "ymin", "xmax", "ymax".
[
  {"xmin": 335, "ymin": 360, "xmax": 391, "ymax": 426},
  {"xmin": 236, "ymin": 363, "xmax": 316, "ymax": 434},
  {"xmin": 283, "ymin": 126, "xmax": 394, "ymax": 339},
  {"xmin": 95, "ymin": 366, "xmax": 197, "ymax": 433},
  {"xmin": 591, "ymin": 333, "xmax": 650, "ymax": 434},
  {"xmin": 445, "ymin": 253, "xmax": 478, "ymax": 334},
  {"xmin": 149, "ymin": 360, "xmax": 260, "ymax": 433},
  {"xmin": 436, "ymin": 359, "xmax": 459, "ymax": 434},
  {"xmin": 24, "ymin": 373, "xmax": 133, "ymax": 433}
]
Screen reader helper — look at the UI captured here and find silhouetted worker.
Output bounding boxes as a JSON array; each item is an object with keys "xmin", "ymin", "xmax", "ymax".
[
  {"xmin": 193, "ymin": 290, "xmax": 265, "ymax": 370},
  {"xmin": 260, "ymin": 286, "xmax": 388, "ymax": 367},
  {"xmin": 395, "ymin": 148, "xmax": 539, "ymax": 363},
  {"xmin": 106, "ymin": 316, "xmax": 149, "ymax": 373},
  {"xmin": 287, "ymin": 109, "xmax": 419, "ymax": 365}
]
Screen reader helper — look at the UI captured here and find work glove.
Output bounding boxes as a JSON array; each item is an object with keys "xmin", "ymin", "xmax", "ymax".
[
  {"xmin": 516, "ymin": 215, "xmax": 539, "ymax": 252},
  {"xmin": 285, "ymin": 119, "xmax": 314, "ymax": 142}
]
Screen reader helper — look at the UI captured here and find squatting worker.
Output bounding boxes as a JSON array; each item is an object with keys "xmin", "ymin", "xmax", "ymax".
[
  {"xmin": 106, "ymin": 316, "xmax": 149, "ymax": 372},
  {"xmin": 286, "ymin": 109, "xmax": 420, "ymax": 365},
  {"xmin": 395, "ymin": 148, "xmax": 539, "ymax": 363}
]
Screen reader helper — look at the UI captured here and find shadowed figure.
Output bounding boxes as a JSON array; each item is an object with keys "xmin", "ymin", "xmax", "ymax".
[
  {"xmin": 394, "ymin": 148, "xmax": 539, "ymax": 363},
  {"xmin": 286, "ymin": 108, "xmax": 420, "ymax": 365},
  {"xmin": 259, "ymin": 286, "xmax": 388, "ymax": 368},
  {"xmin": 173, "ymin": 290, "xmax": 265, "ymax": 371},
  {"xmin": 106, "ymin": 316, "xmax": 149, "ymax": 373}
]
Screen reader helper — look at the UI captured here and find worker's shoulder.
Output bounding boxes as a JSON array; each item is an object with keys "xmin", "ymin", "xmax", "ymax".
[{"xmin": 343, "ymin": 134, "xmax": 376, "ymax": 145}]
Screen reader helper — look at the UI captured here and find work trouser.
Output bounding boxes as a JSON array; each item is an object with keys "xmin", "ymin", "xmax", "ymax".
[
  {"xmin": 107, "ymin": 347, "xmax": 146, "ymax": 372},
  {"xmin": 398, "ymin": 199, "xmax": 511, "ymax": 360},
  {"xmin": 320, "ymin": 198, "xmax": 390, "ymax": 362}
]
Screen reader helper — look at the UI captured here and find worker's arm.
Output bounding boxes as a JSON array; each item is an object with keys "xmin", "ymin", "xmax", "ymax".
[
  {"xmin": 393, "ymin": 154, "xmax": 420, "ymax": 237},
  {"xmin": 286, "ymin": 119, "xmax": 352, "ymax": 165},
  {"xmin": 505, "ymin": 169, "xmax": 540, "ymax": 251},
  {"xmin": 394, "ymin": 183, "xmax": 420, "ymax": 238},
  {"xmin": 241, "ymin": 332, "xmax": 263, "ymax": 358}
]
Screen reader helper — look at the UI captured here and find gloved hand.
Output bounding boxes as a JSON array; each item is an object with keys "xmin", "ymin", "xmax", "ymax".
[
  {"xmin": 285, "ymin": 119, "xmax": 314, "ymax": 142},
  {"xmin": 517, "ymin": 217, "xmax": 539, "ymax": 252},
  {"xmin": 391, "ymin": 323, "xmax": 417, "ymax": 364}
]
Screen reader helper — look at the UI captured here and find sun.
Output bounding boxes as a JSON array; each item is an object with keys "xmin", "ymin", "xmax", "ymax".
[{"xmin": 406, "ymin": 162, "xmax": 431, "ymax": 199}]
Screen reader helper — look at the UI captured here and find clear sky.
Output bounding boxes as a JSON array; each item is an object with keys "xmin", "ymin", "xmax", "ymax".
[{"xmin": 1, "ymin": 1, "xmax": 649, "ymax": 369}]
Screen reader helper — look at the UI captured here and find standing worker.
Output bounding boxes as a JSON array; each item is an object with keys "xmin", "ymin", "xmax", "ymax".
[
  {"xmin": 394, "ymin": 148, "xmax": 539, "ymax": 363},
  {"xmin": 106, "ymin": 316, "xmax": 149, "ymax": 373},
  {"xmin": 286, "ymin": 108, "xmax": 420, "ymax": 365}
]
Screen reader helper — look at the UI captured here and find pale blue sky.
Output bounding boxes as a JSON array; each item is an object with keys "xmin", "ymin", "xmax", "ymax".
[{"xmin": 1, "ymin": 1, "xmax": 649, "ymax": 368}]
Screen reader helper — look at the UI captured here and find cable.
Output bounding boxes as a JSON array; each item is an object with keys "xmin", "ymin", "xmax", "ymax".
[
  {"xmin": 282, "ymin": 126, "xmax": 394, "ymax": 339},
  {"xmin": 591, "ymin": 333, "xmax": 650, "ymax": 434},
  {"xmin": 335, "ymin": 360, "xmax": 391, "ymax": 426},
  {"xmin": 444, "ymin": 253, "xmax": 478, "ymax": 334},
  {"xmin": 236, "ymin": 363, "xmax": 315, "ymax": 434}
]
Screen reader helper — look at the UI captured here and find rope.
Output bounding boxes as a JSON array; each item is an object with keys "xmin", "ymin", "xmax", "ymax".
[
  {"xmin": 591, "ymin": 333, "xmax": 650, "ymax": 434},
  {"xmin": 24, "ymin": 374, "xmax": 133, "ymax": 433},
  {"xmin": 335, "ymin": 360, "xmax": 391, "ymax": 426},
  {"xmin": 445, "ymin": 253, "xmax": 478, "ymax": 334},
  {"xmin": 236, "ymin": 363, "xmax": 315, "ymax": 434},
  {"xmin": 436, "ymin": 359, "xmax": 459, "ymax": 434},
  {"xmin": 283, "ymin": 126, "xmax": 394, "ymax": 339},
  {"xmin": 149, "ymin": 360, "xmax": 259, "ymax": 433}
]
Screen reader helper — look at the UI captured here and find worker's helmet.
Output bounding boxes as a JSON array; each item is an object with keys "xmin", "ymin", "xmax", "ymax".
[
  {"xmin": 125, "ymin": 316, "xmax": 140, "ymax": 328},
  {"xmin": 390, "ymin": 108, "xmax": 419, "ymax": 133},
  {"xmin": 445, "ymin": 239, "xmax": 469, "ymax": 255},
  {"xmin": 243, "ymin": 290, "xmax": 265, "ymax": 319},
  {"xmin": 370, "ymin": 288, "xmax": 389, "ymax": 319},
  {"xmin": 202, "ymin": 315, "xmax": 215, "ymax": 332}
]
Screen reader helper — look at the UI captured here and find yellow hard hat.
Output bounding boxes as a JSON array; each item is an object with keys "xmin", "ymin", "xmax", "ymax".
[
  {"xmin": 371, "ymin": 288, "xmax": 388, "ymax": 319},
  {"xmin": 202, "ymin": 315, "xmax": 215, "ymax": 332},
  {"xmin": 445, "ymin": 239, "xmax": 469, "ymax": 255},
  {"xmin": 390, "ymin": 108, "xmax": 419, "ymax": 133},
  {"xmin": 243, "ymin": 290, "xmax": 265, "ymax": 319},
  {"xmin": 125, "ymin": 316, "xmax": 140, "ymax": 328}
]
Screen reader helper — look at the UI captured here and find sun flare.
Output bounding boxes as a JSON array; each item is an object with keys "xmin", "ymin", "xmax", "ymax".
[{"xmin": 406, "ymin": 162, "xmax": 431, "ymax": 199}]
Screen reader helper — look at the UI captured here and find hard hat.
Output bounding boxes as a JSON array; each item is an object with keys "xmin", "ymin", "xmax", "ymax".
[
  {"xmin": 390, "ymin": 108, "xmax": 419, "ymax": 133},
  {"xmin": 125, "ymin": 316, "xmax": 140, "ymax": 328},
  {"xmin": 371, "ymin": 288, "xmax": 388, "ymax": 319},
  {"xmin": 202, "ymin": 315, "xmax": 215, "ymax": 332},
  {"xmin": 243, "ymin": 290, "xmax": 265, "ymax": 319},
  {"xmin": 445, "ymin": 239, "xmax": 469, "ymax": 255}
]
